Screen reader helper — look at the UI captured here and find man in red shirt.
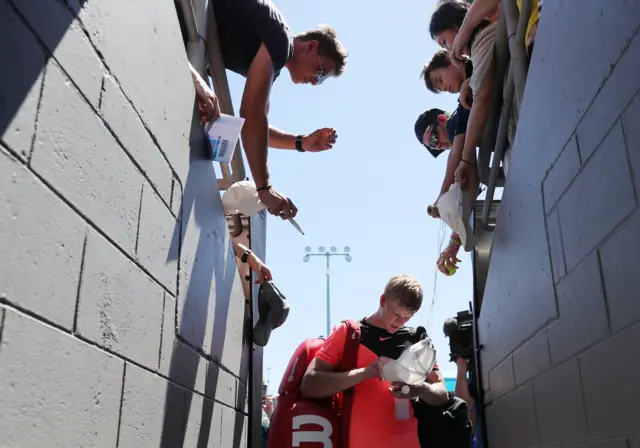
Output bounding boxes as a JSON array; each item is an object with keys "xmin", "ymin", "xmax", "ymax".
[{"xmin": 300, "ymin": 275, "xmax": 449, "ymax": 448}]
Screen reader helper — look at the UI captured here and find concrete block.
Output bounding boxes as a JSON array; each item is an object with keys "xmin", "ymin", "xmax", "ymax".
[
  {"xmin": 558, "ymin": 122, "xmax": 636, "ymax": 270},
  {"xmin": 621, "ymin": 90, "xmax": 640, "ymax": 203},
  {"xmin": 118, "ymin": 363, "xmax": 187, "ymax": 448},
  {"xmin": 0, "ymin": 308, "xmax": 123, "ymax": 447},
  {"xmin": 485, "ymin": 384, "xmax": 539, "ymax": 448},
  {"xmin": 547, "ymin": 207, "xmax": 567, "ymax": 284},
  {"xmin": 206, "ymin": 362, "xmax": 237, "ymax": 408},
  {"xmin": 0, "ymin": 148, "xmax": 85, "ymax": 329},
  {"xmin": 517, "ymin": 0, "xmax": 640, "ymax": 171},
  {"xmin": 172, "ymin": 177, "xmax": 182, "ymax": 217},
  {"xmin": 218, "ymin": 275, "xmax": 247, "ymax": 376},
  {"xmin": 513, "ymin": 328, "xmax": 551, "ymax": 386},
  {"xmin": 198, "ymin": 396, "xmax": 224, "ymax": 448},
  {"xmin": 176, "ymin": 159, "xmax": 243, "ymax": 365},
  {"xmin": 564, "ymin": 439, "xmax": 629, "ymax": 448},
  {"xmin": 238, "ymin": 379, "xmax": 249, "ymax": 414},
  {"xmin": 160, "ymin": 338, "xmax": 207, "ymax": 395},
  {"xmin": 533, "ymin": 359, "xmax": 588, "ymax": 444},
  {"xmin": 221, "ymin": 406, "xmax": 247, "ymax": 448},
  {"xmin": 77, "ymin": 231, "xmax": 164, "ymax": 370},
  {"xmin": 159, "ymin": 292, "xmax": 175, "ymax": 371},
  {"xmin": 0, "ymin": 0, "xmax": 45, "ymax": 160},
  {"xmin": 31, "ymin": 61, "xmax": 142, "ymax": 255},
  {"xmin": 99, "ymin": 75, "xmax": 173, "ymax": 205},
  {"xmin": 580, "ymin": 321, "xmax": 640, "ymax": 438},
  {"xmin": 544, "ymin": 135, "xmax": 582, "ymax": 213},
  {"xmin": 159, "ymin": 288, "xmax": 207, "ymax": 396},
  {"xmin": 548, "ymin": 253, "xmax": 610, "ymax": 364},
  {"xmin": 137, "ymin": 183, "xmax": 178, "ymax": 293},
  {"xmin": 488, "ymin": 356, "xmax": 515, "ymax": 401},
  {"xmin": 12, "ymin": 0, "xmax": 103, "ymax": 107},
  {"xmin": 577, "ymin": 31, "xmax": 640, "ymax": 161},
  {"xmin": 183, "ymin": 391, "xmax": 204, "ymax": 447},
  {"xmin": 77, "ymin": 0, "xmax": 193, "ymax": 181},
  {"xmin": 600, "ymin": 208, "xmax": 640, "ymax": 332}
]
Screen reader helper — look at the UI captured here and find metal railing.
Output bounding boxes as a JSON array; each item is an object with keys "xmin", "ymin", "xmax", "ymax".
[
  {"xmin": 178, "ymin": 0, "xmax": 247, "ymax": 191},
  {"xmin": 479, "ymin": 0, "xmax": 532, "ymax": 231}
]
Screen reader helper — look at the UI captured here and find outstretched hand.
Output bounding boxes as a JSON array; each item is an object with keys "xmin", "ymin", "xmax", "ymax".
[
  {"xmin": 303, "ymin": 128, "xmax": 338, "ymax": 152},
  {"xmin": 194, "ymin": 79, "xmax": 221, "ymax": 123}
]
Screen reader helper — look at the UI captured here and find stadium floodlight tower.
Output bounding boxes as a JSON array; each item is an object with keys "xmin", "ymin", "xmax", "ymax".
[{"xmin": 303, "ymin": 246, "xmax": 352, "ymax": 337}]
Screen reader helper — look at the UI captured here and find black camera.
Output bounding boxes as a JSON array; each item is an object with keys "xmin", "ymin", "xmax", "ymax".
[{"xmin": 442, "ymin": 310, "xmax": 474, "ymax": 362}]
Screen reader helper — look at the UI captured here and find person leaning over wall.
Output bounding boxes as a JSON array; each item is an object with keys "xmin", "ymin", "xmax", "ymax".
[
  {"xmin": 189, "ymin": 0, "xmax": 348, "ymax": 220},
  {"xmin": 429, "ymin": 0, "xmax": 496, "ymax": 199}
]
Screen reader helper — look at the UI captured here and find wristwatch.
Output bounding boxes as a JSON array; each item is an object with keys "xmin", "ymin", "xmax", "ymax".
[
  {"xmin": 241, "ymin": 249, "xmax": 252, "ymax": 263},
  {"xmin": 295, "ymin": 135, "xmax": 305, "ymax": 152}
]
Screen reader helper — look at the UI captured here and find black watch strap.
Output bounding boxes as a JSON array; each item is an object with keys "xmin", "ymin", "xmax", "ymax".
[
  {"xmin": 295, "ymin": 135, "xmax": 305, "ymax": 152},
  {"xmin": 241, "ymin": 249, "xmax": 252, "ymax": 263}
]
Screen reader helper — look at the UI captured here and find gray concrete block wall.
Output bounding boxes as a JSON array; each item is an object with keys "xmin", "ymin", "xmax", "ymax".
[
  {"xmin": 479, "ymin": 2, "xmax": 640, "ymax": 447},
  {"xmin": 0, "ymin": 0, "xmax": 251, "ymax": 446}
]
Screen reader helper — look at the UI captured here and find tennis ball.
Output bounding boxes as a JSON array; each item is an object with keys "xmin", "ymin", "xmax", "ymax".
[{"xmin": 445, "ymin": 264, "xmax": 457, "ymax": 276}]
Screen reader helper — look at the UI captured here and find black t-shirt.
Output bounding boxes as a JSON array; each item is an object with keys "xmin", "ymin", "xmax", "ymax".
[
  {"xmin": 446, "ymin": 102, "xmax": 470, "ymax": 144},
  {"xmin": 445, "ymin": 59, "xmax": 472, "ymax": 143},
  {"xmin": 213, "ymin": 0, "xmax": 294, "ymax": 81},
  {"xmin": 358, "ymin": 319, "xmax": 437, "ymax": 369}
]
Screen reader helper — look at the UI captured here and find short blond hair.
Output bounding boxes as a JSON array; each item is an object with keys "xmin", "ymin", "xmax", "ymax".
[{"xmin": 384, "ymin": 275, "xmax": 423, "ymax": 312}]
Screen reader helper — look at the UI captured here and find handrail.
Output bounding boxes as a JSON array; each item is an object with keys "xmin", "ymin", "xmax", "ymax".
[
  {"xmin": 477, "ymin": 6, "xmax": 508, "ymax": 193},
  {"xmin": 178, "ymin": 0, "xmax": 247, "ymax": 191},
  {"xmin": 480, "ymin": 0, "xmax": 532, "ymax": 230}
]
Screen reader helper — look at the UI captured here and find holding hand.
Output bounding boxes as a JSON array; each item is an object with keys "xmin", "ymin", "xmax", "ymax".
[
  {"xmin": 258, "ymin": 187, "xmax": 298, "ymax": 219},
  {"xmin": 364, "ymin": 356, "xmax": 392, "ymax": 381},
  {"xmin": 454, "ymin": 158, "xmax": 478, "ymax": 191},
  {"xmin": 303, "ymin": 128, "xmax": 338, "ymax": 152},
  {"xmin": 190, "ymin": 65, "xmax": 221, "ymax": 123},
  {"xmin": 437, "ymin": 242, "xmax": 461, "ymax": 275},
  {"xmin": 247, "ymin": 252, "xmax": 273, "ymax": 284}
]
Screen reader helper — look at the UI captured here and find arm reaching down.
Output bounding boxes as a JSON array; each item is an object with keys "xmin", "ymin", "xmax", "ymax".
[
  {"xmin": 455, "ymin": 65, "xmax": 494, "ymax": 190},
  {"xmin": 438, "ymin": 133, "xmax": 466, "ymax": 200},
  {"xmin": 240, "ymin": 44, "xmax": 297, "ymax": 218}
]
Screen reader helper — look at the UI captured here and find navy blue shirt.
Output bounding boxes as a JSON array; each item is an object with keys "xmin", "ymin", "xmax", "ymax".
[{"xmin": 213, "ymin": 0, "xmax": 294, "ymax": 81}]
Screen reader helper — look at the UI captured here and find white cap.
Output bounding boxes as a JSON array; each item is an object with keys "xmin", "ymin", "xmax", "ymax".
[{"xmin": 221, "ymin": 181, "xmax": 267, "ymax": 217}]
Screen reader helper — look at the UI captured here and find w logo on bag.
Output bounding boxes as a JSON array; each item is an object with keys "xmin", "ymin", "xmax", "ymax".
[{"xmin": 292, "ymin": 415, "xmax": 334, "ymax": 447}]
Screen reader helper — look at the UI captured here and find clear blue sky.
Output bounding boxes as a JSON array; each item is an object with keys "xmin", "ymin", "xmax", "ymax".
[{"xmin": 225, "ymin": 0, "xmax": 472, "ymax": 393}]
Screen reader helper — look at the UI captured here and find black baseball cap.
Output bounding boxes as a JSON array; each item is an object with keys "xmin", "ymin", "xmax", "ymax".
[{"xmin": 414, "ymin": 108, "xmax": 446, "ymax": 158}]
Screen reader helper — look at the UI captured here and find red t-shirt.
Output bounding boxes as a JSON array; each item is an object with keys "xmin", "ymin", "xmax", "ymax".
[{"xmin": 316, "ymin": 320, "xmax": 438, "ymax": 448}]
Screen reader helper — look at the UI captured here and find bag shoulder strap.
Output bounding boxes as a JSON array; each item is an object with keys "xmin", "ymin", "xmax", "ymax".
[
  {"xmin": 338, "ymin": 319, "xmax": 361, "ymax": 448},
  {"xmin": 340, "ymin": 319, "xmax": 361, "ymax": 371}
]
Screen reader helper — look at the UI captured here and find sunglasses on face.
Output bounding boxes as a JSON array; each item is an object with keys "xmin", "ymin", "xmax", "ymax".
[
  {"xmin": 313, "ymin": 54, "xmax": 329, "ymax": 85},
  {"xmin": 425, "ymin": 125, "xmax": 439, "ymax": 150}
]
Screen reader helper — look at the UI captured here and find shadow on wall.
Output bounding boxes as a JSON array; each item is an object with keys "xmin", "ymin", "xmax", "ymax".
[
  {"xmin": 0, "ymin": 0, "xmax": 88, "ymax": 146},
  {"xmin": 161, "ymin": 95, "xmax": 249, "ymax": 446},
  {"xmin": 1, "ymin": 0, "xmax": 248, "ymax": 446}
]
